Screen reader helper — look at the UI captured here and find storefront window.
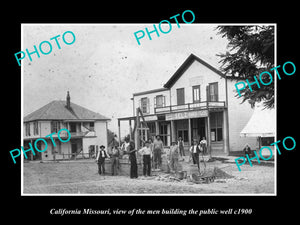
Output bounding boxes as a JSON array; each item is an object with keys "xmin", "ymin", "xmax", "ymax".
[{"xmin": 210, "ymin": 112, "xmax": 223, "ymax": 141}]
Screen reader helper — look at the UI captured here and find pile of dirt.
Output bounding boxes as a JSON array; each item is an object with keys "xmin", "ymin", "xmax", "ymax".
[
  {"xmin": 213, "ymin": 167, "xmax": 234, "ymax": 179},
  {"xmin": 154, "ymin": 174, "xmax": 182, "ymax": 182},
  {"xmin": 187, "ymin": 167, "xmax": 234, "ymax": 184},
  {"xmin": 139, "ymin": 167, "xmax": 234, "ymax": 184}
]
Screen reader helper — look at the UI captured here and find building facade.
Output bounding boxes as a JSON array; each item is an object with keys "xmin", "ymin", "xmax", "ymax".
[
  {"xmin": 118, "ymin": 54, "xmax": 258, "ymax": 155},
  {"xmin": 23, "ymin": 92, "xmax": 110, "ymax": 160}
]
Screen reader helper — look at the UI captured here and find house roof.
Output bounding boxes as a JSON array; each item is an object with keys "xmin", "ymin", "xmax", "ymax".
[
  {"xmin": 133, "ymin": 87, "xmax": 168, "ymax": 97},
  {"xmin": 163, "ymin": 53, "xmax": 225, "ymax": 88},
  {"xmin": 24, "ymin": 100, "xmax": 110, "ymax": 122}
]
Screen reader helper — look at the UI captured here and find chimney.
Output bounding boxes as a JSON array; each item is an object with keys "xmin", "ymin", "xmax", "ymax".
[{"xmin": 66, "ymin": 91, "xmax": 71, "ymax": 109}]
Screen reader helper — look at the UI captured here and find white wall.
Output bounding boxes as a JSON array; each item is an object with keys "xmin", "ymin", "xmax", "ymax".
[
  {"xmin": 170, "ymin": 60, "xmax": 227, "ymax": 105},
  {"xmin": 82, "ymin": 121, "xmax": 108, "ymax": 154},
  {"xmin": 226, "ymin": 80, "xmax": 258, "ymax": 151},
  {"xmin": 133, "ymin": 89, "xmax": 170, "ymax": 115}
]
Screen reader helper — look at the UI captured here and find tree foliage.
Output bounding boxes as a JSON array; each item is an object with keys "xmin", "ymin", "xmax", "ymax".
[{"xmin": 216, "ymin": 26, "xmax": 275, "ymax": 108}]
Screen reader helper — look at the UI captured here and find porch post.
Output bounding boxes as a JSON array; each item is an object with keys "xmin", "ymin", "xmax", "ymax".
[
  {"xmin": 118, "ymin": 119, "xmax": 121, "ymax": 147},
  {"xmin": 170, "ymin": 120, "xmax": 175, "ymax": 143},
  {"xmin": 30, "ymin": 139, "xmax": 33, "ymax": 160},
  {"xmin": 223, "ymin": 109, "xmax": 230, "ymax": 155},
  {"xmin": 188, "ymin": 118, "xmax": 192, "ymax": 147},
  {"xmin": 204, "ymin": 116, "xmax": 208, "ymax": 140},
  {"xmin": 129, "ymin": 119, "xmax": 132, "ymax": 141},
  {"xmin": 155, "ymin": 121, "xmax": 159, "ymax": 135},
  {"xmin": 207, "ymin": 112, "xmax": 212, "ymax": 158},
  {"xmin": 135, "ymin": 108, "xmax": 140, "ymax": 150}
]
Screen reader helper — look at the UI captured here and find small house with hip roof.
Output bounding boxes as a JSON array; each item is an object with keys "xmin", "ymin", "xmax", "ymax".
[{"xmin": 23, "ymin": 91, "xmax": 110, "ymax": 161}]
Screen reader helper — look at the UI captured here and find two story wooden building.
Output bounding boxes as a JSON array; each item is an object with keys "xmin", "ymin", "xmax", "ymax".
[
  {"xmin": 23, "ymin": 92, "xmax": 110, "ymax": 160},
  {"xmin": 118, "ymin": 53, "xmax": 258, "ymax": 155}
]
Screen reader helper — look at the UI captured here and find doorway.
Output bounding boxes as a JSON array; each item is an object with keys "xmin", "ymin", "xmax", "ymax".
[{"xmin": 159, "ymin": 122, "xmax": 170, "ymax": 146}]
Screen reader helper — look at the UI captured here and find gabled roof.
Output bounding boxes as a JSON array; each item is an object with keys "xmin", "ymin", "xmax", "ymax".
[
  {"xmin": 163, "ymin": 53, "xmax": 225, "ymax": 88},
  {"xmin": 133, "ymin": 88, "xmax": 168, "ymax": 97},
  {"xmin": 24, "ymin": 100, "xmax": 110, "ymax": 122}
]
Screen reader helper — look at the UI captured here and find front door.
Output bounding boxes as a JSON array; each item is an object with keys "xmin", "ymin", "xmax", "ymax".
[
  {"xmin": 159, "ymin": 123, "xmax": 169, "ymax": 146},
  {"xmin": 178, "ymin": 129, "xmax": 188, "ymax": 145}
]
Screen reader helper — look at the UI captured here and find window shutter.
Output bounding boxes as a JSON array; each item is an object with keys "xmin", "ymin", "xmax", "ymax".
[
  {"xmin": 163, "ymin": 95, "xmax": 165, "ymax": 107},
  {"xmin": 154, "ymin": 96, "xmax": 156, "ymax": 108},
  {"xmin": 206, "ymin": 86, "xmax": 210, "ymax": 101},
  {"xmin": 147, "ymin": 98, "xmax": 150, "ymax": 113},
  {"xmin": 215, "ymin": 83, "xmax": 218, "ymax": 101}
]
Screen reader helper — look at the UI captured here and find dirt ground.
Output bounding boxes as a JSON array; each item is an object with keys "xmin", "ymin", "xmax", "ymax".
[{"xmin": 23, "ymin": 158, "xmax": 275, "ymax": 195}]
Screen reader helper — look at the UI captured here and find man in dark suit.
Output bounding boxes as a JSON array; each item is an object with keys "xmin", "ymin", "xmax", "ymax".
[{"xmin": 96, "ymin": 145, "xmax": 108, "ymax": 175}]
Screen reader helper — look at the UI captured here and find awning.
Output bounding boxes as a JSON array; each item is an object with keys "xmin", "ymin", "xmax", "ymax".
[{"xmin": 240, "ymin": 103, "xmax": 275, "ymax": 137}]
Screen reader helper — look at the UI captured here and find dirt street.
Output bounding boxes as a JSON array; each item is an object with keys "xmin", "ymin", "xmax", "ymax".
[{"xmin": 23, "ymin": 158, "xmax": 275, "ymax": 195}]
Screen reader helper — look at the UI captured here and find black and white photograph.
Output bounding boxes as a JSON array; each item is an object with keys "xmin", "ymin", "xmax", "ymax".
[
  {"xmin": 21, "ymin": 24, "xmax": 276, "ymax": 195},
  {"xmin": 4, "ymin": 5, "xmax": 298, "ymax": 221}
]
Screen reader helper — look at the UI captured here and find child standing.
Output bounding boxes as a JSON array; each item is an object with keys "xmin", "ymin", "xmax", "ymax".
[
  {"xmin": 178, "ymin": 137, "xmax": 185, "ymax": 157},
  {"xmin": 138, "ymin": 141, "xmax": 152, "ymax": 176},
  {"xmin": 200, "ymin": 137, "xmax": 207, "ymax": 155}
]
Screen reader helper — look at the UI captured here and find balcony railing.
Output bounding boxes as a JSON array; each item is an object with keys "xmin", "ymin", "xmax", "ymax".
[
  {"xmin": 59, "ymin": 130, "xmax": 96, "ymax": 138},
  {"xmin": 154, "ymin": 101, "xmax": 225, "ymax": 114}
]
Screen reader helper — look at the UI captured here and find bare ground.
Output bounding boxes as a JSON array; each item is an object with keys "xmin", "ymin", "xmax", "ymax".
[{"xmin": 23, "ymin": 159, "xmax": 275, "ymax": 195}]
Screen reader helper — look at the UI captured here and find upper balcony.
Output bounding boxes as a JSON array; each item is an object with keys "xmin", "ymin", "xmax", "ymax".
[
  {"xmin": 59, "ymin": 130, "xmax": 96, "ymax": 138},
  {"xmin": 154, "ymin": 101, "xmax": 226, "ymax": 114}
]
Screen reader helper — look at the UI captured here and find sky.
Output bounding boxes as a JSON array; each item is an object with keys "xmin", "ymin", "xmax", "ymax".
[{"xmin": 22, "ymin": 24, "xmax": 230, "ymax": 137}]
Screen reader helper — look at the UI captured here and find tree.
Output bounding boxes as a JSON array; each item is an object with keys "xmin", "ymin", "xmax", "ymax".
[{"xmin": 216, "ymin": 25, "xmax": 274, "ymax": 108}]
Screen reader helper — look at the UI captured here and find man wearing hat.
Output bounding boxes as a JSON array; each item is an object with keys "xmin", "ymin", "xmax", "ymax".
[{"xmin": 96, "ymin": 145, "xmax": 109, "ymax": 175}]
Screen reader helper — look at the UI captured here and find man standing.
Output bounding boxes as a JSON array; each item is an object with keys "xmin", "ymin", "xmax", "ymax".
[
  {"xmin": 178, "ymin": 136, "xmax": 185, "ymax": 157},
  {"xmin": 138, "ymin": 141, "xmax": 152, "ymax": 176},
  {"xmin": 109, "ymin": 145, "xmax": 120, "ymax": 176},
  {"xmin": 169, "ymin": 141, "xmax": 180, "ymax": 173},
  {"xmin": 124, "ymin": 137, "xmax": 138, "ymax": 179},
  {"xmin": 200, "ymin": 137, "xmax": 207, "ymax": 155},
  {"xmin": 96, "ymin": 145, "xmax": 109, "ymax": 175},
  {"xmin": 189, "ymin": 140, "xmax": 201, "ymax": 172},
  {"xmin": 153, "ymin": 135, "xmax": 164, "ymax": 171}
]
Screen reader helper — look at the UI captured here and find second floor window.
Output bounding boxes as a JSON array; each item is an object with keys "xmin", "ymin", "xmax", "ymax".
[
  {"xmin": 140, "ymin": 97, "xmax": 150, "ymax": 114},
  {"xmin": 192, "ymin": 85, "xmax": 200, "ymax": 103},
  {"xmin": 33, "ymin": 121, "xmax": 39, "ymax": 135},
  {"xmin": 69, "ymin": 122, "xmax": 77, "ymax": 133},
  {"xmin": 208, "ymin": 82, "xmax": 218, "ymax": 102},
  {"xmin": 89, "ymin": 122, "xmax": 95, "ymax": 131},
  {"xmin": 154, "ymin": 95, "xmax": 165, "ymax": 108},
  {"xmin": 51, "ymin": 121, "xmax": 61, "ymax": 133},
  {"xmin": 177, "ymin": 88, "xmax": 185, "ymax": 105},
  {"xmin": 25, "ymin": 123, "xmax": 30, "ymax": 136}
]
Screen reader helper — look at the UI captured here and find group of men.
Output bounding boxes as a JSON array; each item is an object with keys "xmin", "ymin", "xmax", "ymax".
[
  {"xmin": 96, "ymin": 135, "xmax": 208, "ymax": 179},
  {"xmin": 95, "ymin": 145, "xmax": 120, "ymax": 176}
]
